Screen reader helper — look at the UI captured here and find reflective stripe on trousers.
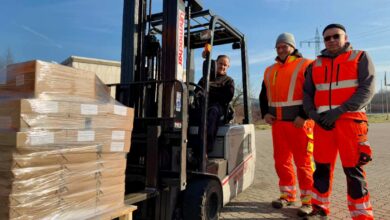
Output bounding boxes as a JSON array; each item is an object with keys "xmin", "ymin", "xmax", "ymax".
[
  {"xmin": 311, "ymin": 119, "xmax": 373, "ymax": 219},
  {"xmin": 272, "ymin": 121, "xmax": 313, "ymax": 203}
]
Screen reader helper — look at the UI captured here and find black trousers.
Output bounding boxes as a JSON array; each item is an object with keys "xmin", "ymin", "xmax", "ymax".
[{"xmin": 206, "ymin": 104, "xmax": 223, "ymax": 152}]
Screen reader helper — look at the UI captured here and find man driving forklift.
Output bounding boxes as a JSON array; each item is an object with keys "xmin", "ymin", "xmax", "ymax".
[{"xmin": 195, "ymin": 53, "xmax": 235, "ymax": 153}]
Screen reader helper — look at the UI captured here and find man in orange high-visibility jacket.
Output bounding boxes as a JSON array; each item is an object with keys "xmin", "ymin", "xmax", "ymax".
[
  {"xmin": 303, "ymin": 24, "xmax": 375, "ymax": 220},
  {"xmin": 259, "ymin": 32, "xmax": 314, "ymax": 217}
]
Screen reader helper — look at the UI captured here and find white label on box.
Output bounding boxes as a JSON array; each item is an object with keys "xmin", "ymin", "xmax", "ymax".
[
  {"xmin": 15, "ymin": 74, "xmax": 24, "ymax": 86},
  {"xmin": 81, "ymin": 104, "xmax": 98, "ymax": 115},
  {"xmin": 0, "ymin": 117, "xmax": 12, "ymax": 129},
  {"xmin": 77, "ymin": 130, "xmax": 95, "ymax": 142},
  {"xmin": 111, "ymin": 142, "xmax": 125, "ymax": 152},
  {"xmin": 30, "ymin": 132, "xmax": 55, "ymax": 145},
  {"xmin": 37, "ymin": 101, "xmax": 59, "ymax": 113},
  {"xmin": 112, "ymin": 130, "xmax": 125, "ymax": 140},
  {"xmin": 114, "ymin": 105, "xmax": 127, "ymax": 116}
]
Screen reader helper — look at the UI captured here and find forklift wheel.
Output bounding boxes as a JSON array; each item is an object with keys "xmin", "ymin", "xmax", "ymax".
[{"xmin": 183, "ymin": 179, "xmax": 222, "ymax": 220}]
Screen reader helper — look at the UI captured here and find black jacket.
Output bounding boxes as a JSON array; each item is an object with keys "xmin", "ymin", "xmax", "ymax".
[{"xmin": 197, "ymin": 74, "xmax": 235, "ymax": 108}]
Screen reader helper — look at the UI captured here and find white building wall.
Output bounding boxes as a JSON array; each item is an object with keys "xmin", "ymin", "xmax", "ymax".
[{"xmin": 62, "ymin": 56, "xmax": 121, "ymax": 98}]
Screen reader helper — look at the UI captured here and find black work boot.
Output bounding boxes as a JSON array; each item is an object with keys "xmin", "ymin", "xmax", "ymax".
[
  {"xmin": 302, "ymin": 206, "xmax": 328, "ymax": 220},
  {"xmin": 271, "ymin": 198, "xmax": 294, "ymax": 209}
]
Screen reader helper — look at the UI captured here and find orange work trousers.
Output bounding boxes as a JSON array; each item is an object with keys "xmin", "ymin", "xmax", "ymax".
[
  {"xmin": 272, "ymin": 120, "xmax": 313, "ymax": 204},
  {"xmin": 311, "ymin": 119, "xmax": 373, "ymax": 220}
]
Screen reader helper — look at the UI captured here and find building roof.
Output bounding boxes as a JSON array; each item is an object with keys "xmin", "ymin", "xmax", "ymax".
[{"xmin": 61, "ymin": 55, "xmax": 121, "ymax": 67}]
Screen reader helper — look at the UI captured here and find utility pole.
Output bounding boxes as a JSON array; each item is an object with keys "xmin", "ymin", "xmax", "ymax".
[
  {"xmin": 385, "ymin": 72, "xmax": 389, "ymax": 120},
  {"xmin": 381, "ymin": 79, "xmax": 384, "ymax": 114},
  {"xmin": 368, "ymin": 102, "xmax": 371, "ymax": 114},
  {"xmin": 300, "ymin": 28, "xmax": 322, "ymax": 57}
]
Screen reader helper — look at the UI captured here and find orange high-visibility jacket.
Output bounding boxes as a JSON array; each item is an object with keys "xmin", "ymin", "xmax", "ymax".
[
  {"xmin": 311, "ymin": 50, "xmax": 367, "ymax": 120},
  {"xmin": 263, "ymin": 56, "xmax": 312, "ymax": 120}
]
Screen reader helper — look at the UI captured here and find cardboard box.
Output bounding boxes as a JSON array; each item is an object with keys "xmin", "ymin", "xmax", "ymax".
[
  {"xmin": 0, "ymin": 60, "xmax": 106, "ymax": 102},
  {"xmin": 0, "ymin": 99, "xmax": 70, "ymax": 116},
  {"xmin": 0, "ymin": 157, "xmax": 126, "ymax": 181},
  {"xmin": 0, "ymin": 182, "xmax": 125, "ymax": 220},
  {"xmin": 0, "ymin": 129, "xmax": 132, "ymax": 152},
  {"xmin": 0, "ymin": 151, "xmax": 126, "ymax": 168},
  {"xmin": 0, "ymin": 114, "xmax": 133, "ymax": 131},
  {"xmin": 0, "ymin": 99, "xmax": 134, "ymax": 119},
  {"xmin": 0, "ymin": 60, "xmax": 131, "ymax": 220},
  {"xmin": 68, "ymin": 102, "xmax": 134, "ymax": 118},
  {"xmin": 65, "ymin": 129, "xmax": 132, "ymax": 152},
  {"xmin": 0, "ymin": 115, "xmax": 133, "ymax": 133}
]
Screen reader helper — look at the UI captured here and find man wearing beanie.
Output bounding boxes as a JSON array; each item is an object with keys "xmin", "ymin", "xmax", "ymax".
[
  {"xmin": 303, "ymin": 24, "xmax": 375, "ymax": 220},
  {"xmin": 259, "ymin": 32, "xmax": 314, "ymax": 217}
]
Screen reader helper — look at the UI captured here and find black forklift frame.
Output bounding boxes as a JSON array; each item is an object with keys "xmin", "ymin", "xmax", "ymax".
[{"xmin": 114, "ymin": 0, "xmax": 252, "ymax": 219}]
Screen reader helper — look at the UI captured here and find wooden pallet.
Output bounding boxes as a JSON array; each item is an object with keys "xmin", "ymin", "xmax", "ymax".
[{"xmin": 88, "ymin": 205, "xmax": 137, "ymax": 220}]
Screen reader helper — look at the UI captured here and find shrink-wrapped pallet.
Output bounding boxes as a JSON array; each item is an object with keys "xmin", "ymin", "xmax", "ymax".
[{"xmin": 0, "ymin": 60, "xmax": 133, "ymax": 219}]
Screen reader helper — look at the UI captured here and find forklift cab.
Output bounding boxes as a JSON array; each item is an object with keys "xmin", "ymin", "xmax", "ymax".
[
  {"xmin": 111, "ymin": 0, "xmax": 256, "ymax": 219},
  {"xmin": 189, "ymin": 58, "xmax": 233, "ymax": 126}
]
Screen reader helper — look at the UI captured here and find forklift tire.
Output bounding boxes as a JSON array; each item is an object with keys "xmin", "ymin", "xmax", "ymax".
[{"xmin": 183, "ymin": 179, "xmax": 222, "ymax": 220}]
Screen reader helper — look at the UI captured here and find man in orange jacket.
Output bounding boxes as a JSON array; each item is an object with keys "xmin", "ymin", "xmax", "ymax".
[
  {"xmin": 303, "ymin": 24, "xmax": 375, "ymax": 220},
  {"xmin": 259, "ymin": 33, "xmax": 314, "ymax": 217}
]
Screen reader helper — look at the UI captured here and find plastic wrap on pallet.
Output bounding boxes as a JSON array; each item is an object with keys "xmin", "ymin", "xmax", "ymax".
[
  {"xmin": 0, "ymin": 129, "xmax": 132, "ymax": 152},
  {"xmin": 0, "ymin": 98, "xmax": 133, "ymax": 118},
  {"xmin": 0, "ymin": 60, "xmax": 115, "ymax": 103},
  {"xmin": 0, "ymin": 190, "xmax": 125, "ymax": 220},
  {"xmin": 0, "ymin": 60, "xmax": 133, "ymax": 219},
  {"xmin": 0, "ymin": 99, "xmax": 133, "ymax": 132},
  {"xmin": 0, "ymin": 150, "xmax": 126, "ymax": 220}
]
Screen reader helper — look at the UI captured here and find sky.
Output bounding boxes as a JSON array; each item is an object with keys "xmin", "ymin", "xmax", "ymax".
[{"xmin": 1, "ymin": 0, "xmax": 390, "ymax": 94}]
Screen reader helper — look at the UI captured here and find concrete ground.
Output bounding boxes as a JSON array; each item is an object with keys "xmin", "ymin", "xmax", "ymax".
[{"xmin": 220, "ymin": 122, "xmax": 390, "ymax": 220}]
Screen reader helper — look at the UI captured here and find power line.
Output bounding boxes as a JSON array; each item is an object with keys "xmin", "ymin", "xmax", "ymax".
[
  {"xmin": 354, "ymin": 24, "xmax": 390, "ymax": 37},
  {"xmin": 300, "ymin": 28, "xmax": 322, "ymax": 57},
  {"xmin": 352, "ymin": 25, "xmax": 390, "ymax": 42}
]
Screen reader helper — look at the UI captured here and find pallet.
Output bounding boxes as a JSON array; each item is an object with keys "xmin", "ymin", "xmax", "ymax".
[{"xmin": 88, "ymin": 205, "xmax": 137, "ymax": 220}]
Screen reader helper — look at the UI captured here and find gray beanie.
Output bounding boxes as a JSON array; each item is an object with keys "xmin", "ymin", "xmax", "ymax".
[{"xmin": 275, "ymin": 32, "xmax": 296, "ymax": 48}]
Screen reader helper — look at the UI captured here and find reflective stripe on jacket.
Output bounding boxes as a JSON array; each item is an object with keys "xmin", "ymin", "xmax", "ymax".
[
  {"xmin": 263, "ymin": 56, "xmax": 312, "ymax": 120},
  {"xmin": 312, "ymin": 50, "xmax": 367, "ymax": 120}
]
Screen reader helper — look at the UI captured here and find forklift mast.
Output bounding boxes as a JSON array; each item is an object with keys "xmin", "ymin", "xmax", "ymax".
[{"xmin": 115, "ymin": 0, "xmax": 252, "ymax": 219}]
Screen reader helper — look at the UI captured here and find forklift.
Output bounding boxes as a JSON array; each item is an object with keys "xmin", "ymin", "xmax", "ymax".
[{"xmin": 110, "ymin": 0, "xmax": 256, "ymax": 219}]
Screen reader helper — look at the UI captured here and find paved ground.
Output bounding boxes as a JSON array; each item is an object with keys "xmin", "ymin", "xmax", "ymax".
[{"xmin": 220, "ymin": 123, "xmax": 390, "ymax": 220}]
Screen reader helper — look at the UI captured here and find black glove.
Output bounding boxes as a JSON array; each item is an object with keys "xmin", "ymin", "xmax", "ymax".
[
  {"xmin": 358, "ymin": 152, "xmax": 372, "ymax": 166},
  {"xmin": 309, "ymin": 111, "xmax": 334, "ymax": 130},
  {"xmin": 320, "ymin": 108, "xmax": 344, "ymax": 128},
  {"xmin": 308, "ymin": 111, "xmax": 321, "ymax": 123}
]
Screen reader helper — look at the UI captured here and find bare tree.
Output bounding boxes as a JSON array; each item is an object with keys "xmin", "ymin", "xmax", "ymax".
[
  {"xmin": 232, "ymin": 82, "xmax": 257, "ymax": 107},
  {"xmin": 232, "ymin": 85, "xmax": 244, "ymax": 108},
  {"xmin": 232, "ymin": 82, "xmax": 263, "ymax": 123}
]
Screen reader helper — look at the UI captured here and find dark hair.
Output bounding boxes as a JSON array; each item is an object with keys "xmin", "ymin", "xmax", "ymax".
[
  {"xmin": 217, "ymin": 55, "xmax": 230, "ymax": 62},
  {"xmin": 322, "ymin": 23, "xmax": 346, "ymax": 35}
]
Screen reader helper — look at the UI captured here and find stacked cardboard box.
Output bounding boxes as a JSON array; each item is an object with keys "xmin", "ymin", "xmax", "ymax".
[
  {"xmin": 0, "ymin": 60, "xmax": 110, "ymax": 102},
  {"xmin": 0, "ymin": 60, "xmax": 133, "ymax": 219}
]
